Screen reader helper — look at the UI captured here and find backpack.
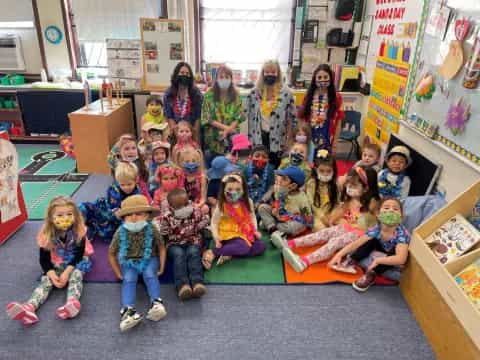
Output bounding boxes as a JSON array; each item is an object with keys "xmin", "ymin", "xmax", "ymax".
[
  {"xmin": 335, "ymin": 0, "xmax": 355, "ymax": 21},
  {"xmin": 326, "ymin": 28, "xmax": 354, "ymax": 47}
]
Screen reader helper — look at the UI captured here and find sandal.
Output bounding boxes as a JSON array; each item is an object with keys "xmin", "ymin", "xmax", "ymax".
[
  {"xmin": 202, "ymin": 250, "xmax": 215, "ymax": 270},
  {"xmin": 216, "ymin": 255, "xmax": 232, "ymax": 266}
]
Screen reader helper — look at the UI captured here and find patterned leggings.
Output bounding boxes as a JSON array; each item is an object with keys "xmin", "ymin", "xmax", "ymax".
[
  {"xmin": 27, "ymin": 268, "xmax": 83, "ymax": 310},
  {"xmin": 291, "ymin": 225, "xmax": 360, "ymax": 265}
]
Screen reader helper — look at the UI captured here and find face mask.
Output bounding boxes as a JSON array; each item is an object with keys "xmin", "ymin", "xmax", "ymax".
[
  {"xmin": 122, "ymin": 154, "xmax": 138, "ymax": 162},
  {"xmin": 253, "ymin": 158, "xmax": 268, "ymax": 169},
  {"xmin": 295, "ymin": 135, "xmax": 307, "ymax": 144},
  {"xmin": 123, "ymin": 220, "xmax": 148, "ymax": 233},
  {"xmin": 178, "ymin": 132, "xmax": 192, "ymax": 142},
  {"xmin": 226, "ymin": 191, "xmax": 243, "ymax": 203},
  {"xmin": 162, "ymin": 179, "xmax": 178, "ymax": 192},
  {"xmin": 278, "ymin": 186, "xmax": 290, "ymax": 196},
  {"xmin": 290, "ymin": 152, "xmax": 304, "ymax": 166},
  {"xmin": 174, "ymin": 205, "xmax": 194, "ymax": 219},
  {"xmin": 378, "ymin": 211, "xmax": 402, "ymax": 226},
  {"xmin": 183, "ymin": 162, "xmax": 199, "ymax": 174},
  {"xmin": 317, "ymin": 80, "xmax": 330, "ymax": 89},
  {"xmin": 217, "ymin": 79, "xmax": 231, "ymax": 89},
  {"xmin": 53, "ymin": 216, "xmax": 74, "ymax": 231},
  {"xmin": 317, "ymin": 171, "xmax": 333, "ymax": 183},
  {"xmin": 177, "ymin": 75, "xmax": 192, "ymax": 87},
  {"xmin": 346, "ymin": 185, "xmax": 363, "ymax": 198},
  {"xmin": 264, "ymin": 75, "xmax": 277, "ymax": 86},
  {"xmin": 148, "ymin": 105, "xmax": 161, "ymax": 114}
]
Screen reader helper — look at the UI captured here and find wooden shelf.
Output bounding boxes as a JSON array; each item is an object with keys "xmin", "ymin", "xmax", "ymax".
[
  {"xmin": 10, "ymin": 135, "xmax": 59, "ymax": 142},
  {"xmin": 0, "ymin": 108, "xmax": 20, "ymax": 112}
]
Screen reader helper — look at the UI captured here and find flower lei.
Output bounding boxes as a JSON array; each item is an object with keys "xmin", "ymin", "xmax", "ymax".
[
  {"xmin": 174, "ymin": 95, "xmax": 191, "ymax": 120},
  {"xmin": 260, "ymin": 86, "xmax": 280, "ymax": 119},
  {"xmin": 311, "ymin": 95, "xmax": 329, "ymax": 127},
  {"xmin": 224, "ymin": 201, "xmax": 256, "ymax": 245},
  {"xmin": 378, "ymin": 169, "xmax": 406, "ymax": 199},
  {"xmin": 246, "ymin": 162, "xmax": 271, "ymax": 203},
  {"xmin": 118, "ymin": 222, "xmax": 153, "ymax": 273},
  {"xmin": 274, "ymin": 193, "xmax": 313, "ymax": 228}
]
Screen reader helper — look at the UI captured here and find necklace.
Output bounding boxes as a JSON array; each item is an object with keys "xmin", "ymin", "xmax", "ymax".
[
  {"xmin": 260, "ymin": 86, "xmax": 279, "ymax": 119},
  {"xmin": 247, "ymin": 162, "xmax": 272, "ymax": 203},
  {"xmin": 174, "ymin": 95, "xmax": 191, "ymax": 119},
  {"xmin": 311, "ymin": 95, "xmax": 328, "ymax": 127},
  {"xmin": 118, "ymin": 222, "xmax": 153, "ymax": 273}
]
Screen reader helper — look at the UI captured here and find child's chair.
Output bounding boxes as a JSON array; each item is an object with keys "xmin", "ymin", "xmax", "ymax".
[{"xmin": 338, "ymin": 110, "xmax": 361, "ymax": 160}]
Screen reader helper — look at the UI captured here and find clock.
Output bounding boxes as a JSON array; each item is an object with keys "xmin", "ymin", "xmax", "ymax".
[{"xmin": 44, "ymin": 25, "xmax": 63, "ymax": 44}]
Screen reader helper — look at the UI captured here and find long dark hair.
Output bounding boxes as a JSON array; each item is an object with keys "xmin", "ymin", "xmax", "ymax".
[
  {"xmin": 168, "ymin": 61, "xmax": 195, "ymax": 99},
  {"xmin": 217, "ymin": 173, "xmax": 253, "ymax": 214},
  {"xmin": 312, "ymin": 152, "xmax": 338, "ymax": 212},
  {"xmin": 303, "ymin": 64, "xmax": 337, "ymax": 120},
  {"xmin": 212, "ymin": 65, "xmax": 238, "ymax": 103},
  {"xmin": 340, "ymin": 166, "xmax": 379, "ymax": 212}
]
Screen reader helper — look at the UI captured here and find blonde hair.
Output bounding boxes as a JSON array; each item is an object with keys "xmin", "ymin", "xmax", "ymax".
[
  {"xmin": 115, "ymin": 133, "xmax": 137, "ymax": 152},
  {"xmin": 37, "ymin": 196, "xmax": 85, "ymax": 249},
  {"xmin": 115, "ymin": 161, "xmax": 138, "ymax": 183},
  {"xmin": 176, "ymin": 144, "xmax": 205, "ymax": 172},
  {"xmin": 256, "ymin": 59, "xmax": 283, "ymax": 92},
  {"xmin": 175, "ymin": 120, "xmax": 193, "ymax": 135}
]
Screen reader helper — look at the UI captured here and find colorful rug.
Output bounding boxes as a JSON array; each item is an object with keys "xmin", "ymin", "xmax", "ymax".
[{"xmin": 16, "ymin": 144, "xmax": 88, "ymax": 220}]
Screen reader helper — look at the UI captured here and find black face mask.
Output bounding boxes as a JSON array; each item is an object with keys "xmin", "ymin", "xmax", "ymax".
[
  {"xmin": 290, "ymin": 152, "xmax": 304, "ymax": 166},
  {"xmin": 177, "ymin": 75, "xmax": 192, "ymax": 87},
  {"xmin": 264, "ymin": 75, "xmax": 277, "ymax": 86}
]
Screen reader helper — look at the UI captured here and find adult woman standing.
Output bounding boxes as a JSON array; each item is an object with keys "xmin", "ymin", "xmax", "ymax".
[
  {"xmin": 246, "ymin": 60, "xmax": 296, "ymax": 168},
  {"xmin": 201, "ymin": 65, "xmax": 244, "ymax": 166},
  {"xmin": 299, "ymin": 64, "xmax": 344, "ymax": 155},
  {"xmin": 163, "ymin": 62, "xmax": 203, "ymax": 142}
]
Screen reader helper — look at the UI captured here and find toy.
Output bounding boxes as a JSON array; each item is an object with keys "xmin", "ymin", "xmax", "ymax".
[
  {"xmin": 445, "ymin": 97, "xmax": 471, "ymax": 136},
  {"xmin": 59, "ymin": 135, "xmax": 75, "ymax": 158},
  {"xmin": 415, "ymin": 73, "xmax": 435, "ymax": 102}
]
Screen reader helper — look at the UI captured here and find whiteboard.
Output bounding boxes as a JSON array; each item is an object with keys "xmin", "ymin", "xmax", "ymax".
[
  {"xmin": 407, "ymin": 0, "xmax": 480, "ymax": 167},
  {"xmin": 140, "ymin": 18, "xmax": 185, "ymax": 90}
]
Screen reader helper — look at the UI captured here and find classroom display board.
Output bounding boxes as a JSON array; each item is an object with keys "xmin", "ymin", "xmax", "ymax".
[
  {"xmin": 106, "ymin": 39, "xmax": 143, "ymax": 90},
  {"xmin": 407, "ymin": 0, "xmax": 480, "ymax": 167},
  {"xmin": 140, "ymin": 18, "xmax": 185, "ymax": 90}
]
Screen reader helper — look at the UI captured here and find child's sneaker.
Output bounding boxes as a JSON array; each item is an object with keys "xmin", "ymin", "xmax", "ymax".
[
  {"xmin": 282, "ymin": 248, "xmax": 307, "ymax": 273},
  {"xmin": 6, "ymin": 302, "xmax": 38, "ymax": 325},
  {"xmin": 146, "ymin": 299, "xmax": 167, "ymax": 321},
  {"xmin": 331, "ymin": 256, "xmax": 357, "ymax": 274},
  {"xmin": 192, "ymin": 283, "xmax": 207, "ymax": 298},
  {"xmin": 270, "ymin": 231, "xmax": 287, "ymax": 249},
  {"xmin": 352, "ymin": 271, "xmax": 376, "ymax": 292},
  {"xmin": 178, "ymin": 284, "xmax": 193, "ymax": 300},
  {"xmin": 119, "ymin": 307, "xmax": 143, "ymax": 332},
  {"xmin": 56, "ymin": 298, "xmax": 81, "ymax": 320}
]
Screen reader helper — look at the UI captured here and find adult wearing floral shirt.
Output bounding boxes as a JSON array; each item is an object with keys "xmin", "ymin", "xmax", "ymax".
[
  {"xmin": 201, "ymin": 65, "xmax": 244, "ymax": 167},
  {"xmin": 163, "ymin": 62, "xmax": 203, "ymax": 142}
]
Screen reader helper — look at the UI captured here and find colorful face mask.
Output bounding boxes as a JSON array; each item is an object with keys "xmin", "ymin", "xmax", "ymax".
[
  {"xmin": 317, "ymin": 80, "xmax": 330, "ymax": 89},
  {"xmin": 174, "ymin": 205, "xmax": 194, "ymax": 219},
  {"xmin": 123, "ymin": 220, "xmax": 147, "ymax": 233},
  {"xmin": 253, "ymin": 158, "xmax": 268, "ymax": 169},
  {"xmin": 226, "ymin": 191, "xmax": 243, "ymax": 203},
  {"xmin": 148, "ymin": 105, "xmax": 161, "ymax": 114},
  {"xmin": 162, "ymin": 179, "xmax": 178, "ymax": 192},
  {"xmin": 183, "ymin": 162, "xmax": 199, "ymax": 173},
  {"xmin": 378, "ymin": 211, "xmax": 402, "ymax": 226},
  {"xmin": 178, "ymin": 132, "xmax": 192, "ymax": 142},
  {"xmin": 53, "ymin": 215, "xmax": 74, "ymax": 231}
]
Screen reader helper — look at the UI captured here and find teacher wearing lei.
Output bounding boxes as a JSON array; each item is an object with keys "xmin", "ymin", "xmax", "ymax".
[{"xmin": 246, "ymin": 60, "xmax": 296, "ymax": 168}]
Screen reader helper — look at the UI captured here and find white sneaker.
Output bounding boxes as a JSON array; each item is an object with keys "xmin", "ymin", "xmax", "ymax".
[
  {"xmin": 282, "ymin": 247, "xmax": 307, "ymax": 273},
  {"xmin": 120, "ymin": 307, "xmax": 143, "ymax": 332},
  {"xmin": 270, "ymin": 231, "xmax": 288, "ymax": 249},
  {"xmin": 146, "ymin": 299, "xmax": 167, "ymax": 321}
]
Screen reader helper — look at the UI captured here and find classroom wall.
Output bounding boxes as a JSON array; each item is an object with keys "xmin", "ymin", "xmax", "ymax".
[{"xmin": 0, "ymin": 0, "xmax": 43, "ymax": 74}]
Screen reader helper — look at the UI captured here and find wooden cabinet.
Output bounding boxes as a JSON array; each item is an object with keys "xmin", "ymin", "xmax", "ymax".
[
  {"xmin": 69, "ymin": 98, "xmax": 134, "ymax": 174},
  {"xmin": 0, "ymin": 89, "xmax": 25, "ymax": 136}
]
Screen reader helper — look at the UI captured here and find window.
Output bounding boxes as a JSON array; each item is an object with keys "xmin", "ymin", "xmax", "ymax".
[
  {"xmin": 200, "ymin": 0, "xmax": 294, "ymax": 75},
  {"xmin": 70, "ymin": 0, "xmax": 161, "ymax": 67}
]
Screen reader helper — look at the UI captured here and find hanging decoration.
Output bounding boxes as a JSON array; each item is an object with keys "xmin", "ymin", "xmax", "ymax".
[
  {"xmin": 445, "ymin": 97, "xmax": 471, "ymax": 136},
  {"xmin": 415, "ymin": 73, "xmax": 436, "ymax": 101},
  {"xmin": 462, "ymin": 31, "xmax": 480, "ymax": 89},
  {"xmin": 439, "ymin": 17, "xmax": 472, "ymax": 80}
]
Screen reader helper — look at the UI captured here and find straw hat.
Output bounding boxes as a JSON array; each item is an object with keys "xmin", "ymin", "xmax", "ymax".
[
  {"xmin": 115, "ymin": 195, "xmax": 160, "ymax": 218},
  {"xmin": 142, "ymin": 122, "xmax": 169, "ymax": 132},
  {"xmin": 387, "ymin": 145, "xmax": 412, "ymax": 167}
]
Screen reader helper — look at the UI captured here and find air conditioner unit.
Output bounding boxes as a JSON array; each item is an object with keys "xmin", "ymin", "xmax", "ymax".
[{"xmin": 0, "ymin": 35, "xmax": 26, "ymax": 71}]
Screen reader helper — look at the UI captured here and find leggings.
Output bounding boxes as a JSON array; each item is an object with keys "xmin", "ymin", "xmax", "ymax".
[
  {"xmin": 213, "ymin": 237, "xmax": 266, "ymax": 257},
  {"xmin": 350, "ymin": 238, "xmax": 395, "ymax": 274},
  {"xmin": 291, "ymin": 224, "xmax": 360, "ymax": 265}
]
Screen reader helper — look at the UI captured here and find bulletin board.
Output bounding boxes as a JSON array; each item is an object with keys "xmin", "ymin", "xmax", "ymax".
[
  {"xmin": 407, "ymin": 0, "xmax": 480, "ymax": 167},
  {"xmin": 140, "ymin": 18, "xmax": 185, "ymax": 91}
]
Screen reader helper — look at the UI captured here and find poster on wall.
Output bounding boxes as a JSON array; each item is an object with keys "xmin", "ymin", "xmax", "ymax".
[
  {"xmin": 106, "ymin": 39, "xmax": 143, "ymax": 90},
  {"xmin": 140, "ymin": 18, "xmax": 185, "ymax": 90}
]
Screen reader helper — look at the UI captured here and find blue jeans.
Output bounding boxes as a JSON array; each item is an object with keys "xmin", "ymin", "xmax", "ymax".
[
  {"xmin": 167, "ymin": 244, "xmax": 204, "ymax": 290},
  {"xmin": 121, "ymin": 256, "xmax": 161, "ymax": 308}
]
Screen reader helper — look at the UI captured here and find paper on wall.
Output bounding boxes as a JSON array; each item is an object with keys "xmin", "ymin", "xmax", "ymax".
[{"xmin": 0, "ymin": 139, "xmax": 20, "ymax": 223}]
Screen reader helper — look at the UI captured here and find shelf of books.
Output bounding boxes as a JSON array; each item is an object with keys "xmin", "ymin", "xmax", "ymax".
[{"xmin": 400, "ymin": 180, "xmax": 480, "ymax": 360}]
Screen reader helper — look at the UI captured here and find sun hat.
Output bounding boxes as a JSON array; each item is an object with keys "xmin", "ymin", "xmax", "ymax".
[
  {"xmin": 386, "ymin": 145, "xmax": 412, "ymax": 167},
  {"xmin": 276, "ymin": 166, "xmax": 306, "ymax": 187},
  {"xmin": 115, "ymin": 195, "xmax": 161, "ymax": 218},
  {"xmin": 151, "ymin": 141, "xmax": 171, "ymax": 153},
  {"xmin": 142, "ymin": 122, "xmax": 168, "ymax": 132},
  {"xmin": 207, "ymin": 156, "xmax": 239, "ymax": 180},
  {"xmin": 231, "ymin": 133, "xmax": 252, "ymax": 152}
]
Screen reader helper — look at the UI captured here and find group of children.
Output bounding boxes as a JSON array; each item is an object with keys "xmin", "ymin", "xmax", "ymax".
[{"xmin": 6, "ymin": 94, "xmax": 415, "ymax": 332}]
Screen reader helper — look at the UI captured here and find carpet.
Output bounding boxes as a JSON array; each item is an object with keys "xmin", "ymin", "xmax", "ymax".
[{"xmin": 16, "ymin": 144, "xmax": 88, "ymax": 220}]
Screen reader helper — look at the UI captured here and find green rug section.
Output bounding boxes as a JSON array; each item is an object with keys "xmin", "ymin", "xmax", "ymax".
[
  {"xmin": 16, "ymin": 144, "xmax": 76, "ymax": 174},
  {"xmin": 21, "ymin": 181, "xmax": 83, "ymax": 220},
  {"xmin": 205, "ymin": 234, "xmax": 286, "ymax": 284}
]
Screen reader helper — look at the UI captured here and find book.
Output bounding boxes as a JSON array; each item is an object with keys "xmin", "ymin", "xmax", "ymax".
[
  {"xmin": 469, "ymin": 197, "xmax": 480, "ymax": 231},
  {"xmin": 426, "ymin": 214, "xmax": 480, "ymax": 264},
  {"xmin": 455, "ymin": 258, "xmax": 480, "ymax": 310}
]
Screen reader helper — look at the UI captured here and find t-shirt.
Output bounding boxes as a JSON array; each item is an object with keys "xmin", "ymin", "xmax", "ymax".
[
  {"xmin": 366, "ymin": 224, "xmax": 411, "ymax": 253},
  {"xmin": 159, "ymin": 207, "xmax": 209, "ymax": 247},
  {"xmin": 109, "ymin": 223, "xmax": 162, "ymax": 259}
]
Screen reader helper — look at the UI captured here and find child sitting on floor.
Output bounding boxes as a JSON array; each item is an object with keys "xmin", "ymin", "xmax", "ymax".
[
  {"xmin": 148, "ymin": 141, "xmax": 172, "ymax": 195},
  {"xmin": 6, "ymin": 196, "xmax": 92, "ymax": 325},
  {"xmin": 279, "ymin": 142, "xmax": 312, "ymax": 182},
  {"xmin": 338, "ymin": 142, "xmax": 381, "ymax": 189},
  {"xmin": 258, "ymin": 166, "xmax": 313, "ymax": 241},
  {"xmin": 229, "ymin": 133, "xmax": 252, "ymax": 169},
  {"xmin": 203, "ymin": 173, "xmax": 265, "ymax": 266},
  {"xmin": 378, "ymin": 145, "xmax": 411, "ymax": 202},
  {"xmin": 307, "ymin": 149, "xmax": 339, "ymax": 231},
  {"xmin": 243, "ymin": 145, "xmax": 275, "ymax": 208},
  {"xmin": 328, "ymin": 197, "xmax": 410, "ymax": 292},
  {"xmin": 159, "ymin": 189, "xmax": 210, "ymax": 300},
  {"xmin": 206, "ymin": 156, "xmax": 239, "ymax": 208},
  {"xmin": 171, "ymin": 121, "xmax": 200, "ymax": 164},
  {"xmin": 274, "ymin": 166, "xmax": 379, "ymax": 273},
  {"xmin": 139, "ymin": 123, "xmax": 170, "ymax": 168},
  {"xmin": 153, "ymin": 164, "xmax": 184, "ymax": 214},
  {"xmin": 108, "ymin": 195, "xmax": 166, "ymax": 332}
]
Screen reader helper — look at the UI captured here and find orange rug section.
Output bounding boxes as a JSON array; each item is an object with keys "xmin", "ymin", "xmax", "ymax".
[{"xmin": 283, "ymin": 245, "xmax": 363, "ymax": 284}]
